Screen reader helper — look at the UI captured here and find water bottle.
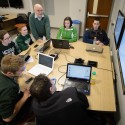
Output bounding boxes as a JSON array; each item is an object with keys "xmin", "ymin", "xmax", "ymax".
[
  {"xmin": 91, "ymin": 71, "xmax": 96, "ymax": 85},
  {"xmin": 93, "ymin": 37, "xmax": 97, "ymax": 44}
]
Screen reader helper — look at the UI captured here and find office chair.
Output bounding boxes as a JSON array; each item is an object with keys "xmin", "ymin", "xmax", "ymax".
[
  {"xmin": 0, "ymin": 116, "xmax": 6, "ymax": 125},
  {"xmin": 27, "ymin": 12, "xmax": 31, "ymax": 32},
  {"xmin": 13, "ymin": 36, "xmax": 21, "ymax": 53},
  {"xmin": 15, "ymin": 13, "xmax": 31, "ymax": 33},
  {"xmin": 0, "ymin": 18, "xmax": 3, "ymax": 30},
  {"xmin": 15, "ymin": 13, "xmax": 28, "ymax": 24}
]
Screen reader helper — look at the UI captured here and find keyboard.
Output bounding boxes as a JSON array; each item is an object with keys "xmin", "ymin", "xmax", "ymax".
[
  {"xmin": 35, "ymin": 44, "xmax": 44, "ymax": 52},
  {"xmin": 64, "ymin": 79, "xmax": 90, "ymax": 95}
]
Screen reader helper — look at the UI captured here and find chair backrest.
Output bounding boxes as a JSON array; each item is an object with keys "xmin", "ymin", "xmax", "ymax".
[
  {"xmin": 0, "ymin": 116, "xmax": 6, "ymax": 125},
  {"xmin": 13, "ymin": 36, "xmax": 21, "ymax": 53},
  {"xmin": 35, "ymin": 101, "xmax": 89, "ymax": 125},
  {"xmin": 27, "ymin": 12, "xmax": 31, "ymax": 20},
  {"xmin": 15, "ymin": 13, "xmax": 28, "ymax": 24}
]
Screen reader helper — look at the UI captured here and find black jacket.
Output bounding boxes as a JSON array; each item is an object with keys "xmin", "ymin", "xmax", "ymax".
[
  {"xmin": 32, "ymin": 87, "xmax": 99, "ymax": 125},
  {"xmin": 83, "ymin": 28, "xmax": 109, "ymax": 45}
]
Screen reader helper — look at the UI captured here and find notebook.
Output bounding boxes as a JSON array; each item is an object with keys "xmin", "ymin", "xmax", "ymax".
[
  {"xmin": 28, "ymin": 53, "xmax": 54, "ymax": 76},
  {"xmin": 86, "ymin": 44, "xmax": 103, "ymax": 53},
  {"xmin": 20, "ymin": 48, "xmax": 31, "ymax": 62},
  {"xmin": 35, "ymin": 39, "xmax": 51, "ymax": 52},
  {"xmin": 52, "ymin": 39, "xmax": 70, "ymax": 49},
  {"xmin": 64, "ymin": 63, "xmax": 92, "ymax": 95}
]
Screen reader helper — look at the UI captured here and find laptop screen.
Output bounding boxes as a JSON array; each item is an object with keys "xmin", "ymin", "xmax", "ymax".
[
  {"xmin": 42, "ymin": 39, "xmax": 51, "ymax": 51},
  {"xmin": 66, "ymin": 64, "xmax": 92, "ymax": 81},
  {"xmin": 39, "ymin": 53, "xmax": 54, "ymax": 68},
  {"xmin": 52, "ymin": 39, "xmax": 69, "ymax": 49}
]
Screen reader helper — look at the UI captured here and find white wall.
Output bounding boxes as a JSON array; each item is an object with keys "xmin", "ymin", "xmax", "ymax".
[
  {"xmin": 69, "ymin": 0, "xmax": 87, "ymax": 36},
  {"xmin": 46, "ymin": 0, "xmax": 70, "ymax": 28},
  {"xmin": 32, "ymin": 0, "xmax": 42, "ymax": 9},
  {"xmin": 0, "ymin": 0, "xmax": 33, "ymax": 15},
  {"xmin": 108, "ymin": 0, "xmax": 125, "ymax": 125}
]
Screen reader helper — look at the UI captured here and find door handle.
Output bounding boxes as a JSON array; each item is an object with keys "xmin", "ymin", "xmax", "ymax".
[{"xmin": 87, "ymin": 12, "xmax": 109, "ymax": 18}]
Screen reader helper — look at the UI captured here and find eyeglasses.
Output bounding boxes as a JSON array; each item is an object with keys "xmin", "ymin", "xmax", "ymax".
[{"xmin": 4, "ymin": 36, "xmax": 11, "ymax": 41}]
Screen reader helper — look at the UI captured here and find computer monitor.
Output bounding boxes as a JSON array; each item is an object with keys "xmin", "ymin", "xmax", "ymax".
[
  {"xmin": 117, "ymin": 28, "xmax": 125, "ymax": 94},
  {"xmin": 9, "ymin": 0, "xmax": 24, "ymax": 8},
  {"xmin": 114, "ymin": 10, "xmax": 125, "ymax": 49},
  {"xmin": 0, "ymin": 0, "xmax": 9, "ymax": 7}
]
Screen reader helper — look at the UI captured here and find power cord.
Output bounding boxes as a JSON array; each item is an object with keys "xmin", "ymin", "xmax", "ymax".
[
  {"xmin": 58, "ymin": 65, "xmax": 67, "ymax": 73},
  {"xmin": 57, "ymin": 72, "xmax": 66, "ymax": 86}
]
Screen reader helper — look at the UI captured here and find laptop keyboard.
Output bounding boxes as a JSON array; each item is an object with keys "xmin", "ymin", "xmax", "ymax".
[
  {"xmin": 64, "ymin": 79, "xmax": 90, "ymax": 95},
  {"xmin": 35, "ymin": 45, "xmax": 44, "ymax": 52}
]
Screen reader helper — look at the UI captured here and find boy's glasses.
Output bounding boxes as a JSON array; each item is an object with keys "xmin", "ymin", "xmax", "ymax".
[{"xmin": 4, "ymin": 36, "xmax": 11, "ymax": 41}]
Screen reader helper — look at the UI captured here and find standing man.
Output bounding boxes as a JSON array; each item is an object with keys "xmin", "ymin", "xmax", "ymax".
[
  {"xmin": 0, "ymin": 55, "xmax": 33, "ymax": 124},
  {"xmin": 83, "ymin": 17, "xmax": 109, "ymax": 46},
  {"xmin": 29, "ymin": 4, "xmax": 51, "ymax": 42}
]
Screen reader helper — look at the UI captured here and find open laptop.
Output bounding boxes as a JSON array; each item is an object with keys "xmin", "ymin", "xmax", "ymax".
[
  {"xmin": 28, "ymin": 53, "xmax": 54, "ymax": 76},
  {"xmin": 63, "ymin": 63, "xmax": 92, "ymax": 95},
  {"xmin": 86, "ymin": 44, "xmax": 103, "ymax": 53},
  {"xmin": 52, "ymin": 39, "xmax": 70, "ymax": 49},
  {"xmin": 35, "ymin": 39, "xmax": 51, "ymax": 52},
  {"xmin": 19, "ymin": 48, "xmax": 31, "ymax": 62}
]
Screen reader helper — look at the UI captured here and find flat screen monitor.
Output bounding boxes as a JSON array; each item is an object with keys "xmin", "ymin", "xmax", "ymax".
[
  {"xmin": 118, "ymin": 28, "xmax": 125, "ymax": 94},
  {"xmin": 0, "ymin": 0, "xmax": 9, "ymax": 7},
  {"xmin": 114, "ymin": 10, "xmax": 125, "ymax": 49},
  {"xmin": 9, "ymin": 0, "xmax": 24, "ymax": 8}
]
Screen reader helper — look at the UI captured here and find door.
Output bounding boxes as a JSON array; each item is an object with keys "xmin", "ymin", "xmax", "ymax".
[{"xmin": 85, "ymin": 0, "xmax": 113, "ymax": 31}]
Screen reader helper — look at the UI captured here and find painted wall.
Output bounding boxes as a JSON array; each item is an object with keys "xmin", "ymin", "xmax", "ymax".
[
  {"xmin": 107, "ymin": 0, "xmax": 125, "ymax": 125},
  {"xmin": 69, "ymin": 0, "xmax": 87, "ymax": 36},
  {"xmin": 43, "ymin": 0, "xmax": 70, "ymax": 28}
]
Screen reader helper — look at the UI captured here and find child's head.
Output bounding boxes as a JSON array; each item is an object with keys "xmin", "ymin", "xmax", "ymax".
[
  {"xmin": 0, "ymin": 30, "xmax": 12, "ymax": 46},
  {"xmin": 63, "ymin": 16, "xmax": 72, "ymax": 29},
  {"xmin": 17, "ymin": 24, "xmax": 28, "ymax": 36}
]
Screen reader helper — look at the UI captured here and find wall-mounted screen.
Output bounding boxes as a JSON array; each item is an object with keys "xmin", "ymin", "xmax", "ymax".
[
  {"xmin": 9, "ymin": 0, "xmax": 24, "ymax": 8},
  {"xmin": 0, "ymin": 0, "xmax": 9, "ymax": 7},
  {"xmin": 118, "ymin": 28, "xmax": 125, "ymax": 94},
  {"xmin": 114, "ymin": 10, "xmax": 125, "ymax": 49}
]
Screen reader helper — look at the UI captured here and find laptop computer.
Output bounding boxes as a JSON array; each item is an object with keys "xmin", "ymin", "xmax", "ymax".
[
  {"xmin": 52, "ymin": 39, "xmax": 70, "ymax": 49},
  {"xmin": 35, "ymin": 39, "xmax": 51, "ymax": 52},
  {"xmin": 19, "ymin": 48, "xmax": 31, "ymax": 62},
  {"xmin": 28, "ymin": 53, "xmax": 54, "ymax": 76},
  {"xmin": 86, "ymin": 44, "xmax": 103, "ymax": 53},
  {"xmin": 64, "ymin": 63, "xmax": 92, "ymax": 95}
]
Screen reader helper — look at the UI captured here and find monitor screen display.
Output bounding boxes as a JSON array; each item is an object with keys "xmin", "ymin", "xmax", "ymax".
[
  {"xmin": 9, "ymin": 0, "xmax": 24, "ymax": 8},
  {"xmin": 118, "ymin": 29, "xmax": 125, "ymax": 94},
  {"xmin": 66, "ymin": 64, "xmax": 92, "ymax": 81},
  {"xmin": 114, "ymin": 10, "xmax": 125, "ymax": 49},
  {"xmin": 0, "ymin": 0, "xmax": 9, "ymax": 7}
]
